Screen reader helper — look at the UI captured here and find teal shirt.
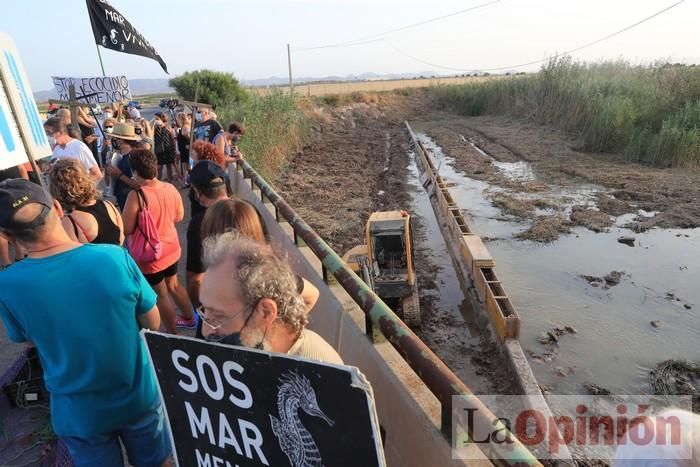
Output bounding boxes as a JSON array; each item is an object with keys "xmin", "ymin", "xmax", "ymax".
[{"xmin": 0, "ymin": 244, "xmax": 159, "ymax": 437}]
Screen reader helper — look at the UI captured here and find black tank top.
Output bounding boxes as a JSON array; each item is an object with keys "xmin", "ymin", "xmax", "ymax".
[
  {"xmin": 177, "ymin": 128, "xmax": 190, "ymax": 156},
  {"xmin": 73, "ymin": 200, "xmax": 121, "ymax": 245}
]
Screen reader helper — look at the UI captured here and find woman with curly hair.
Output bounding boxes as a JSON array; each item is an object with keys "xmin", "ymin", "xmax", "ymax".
[
  {"xmin": 49, "ymin": 159, "xmax": 124, "ymax": 245},
  {"xmin": 191, "ymin": 139, "xmax": 226, "ymax": 168}
]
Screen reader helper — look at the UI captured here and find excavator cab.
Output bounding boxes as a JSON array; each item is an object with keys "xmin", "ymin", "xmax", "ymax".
[{"xmin": 343, "ymin": 211, "xmax": 421, "ymax": 327}]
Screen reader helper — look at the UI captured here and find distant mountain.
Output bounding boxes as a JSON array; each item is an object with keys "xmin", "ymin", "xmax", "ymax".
[{"xmin": 33, "ymin": 71, "xmax": 451, "ymax": 101}]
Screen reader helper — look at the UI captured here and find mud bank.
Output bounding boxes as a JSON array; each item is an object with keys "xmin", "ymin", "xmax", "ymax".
[{"xmin": 421, "ymin": 114, "xmax": 700, "ymax": 238}]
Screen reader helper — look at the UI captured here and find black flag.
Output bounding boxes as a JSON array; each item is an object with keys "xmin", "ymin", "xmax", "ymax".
[{"xmin": 85, "ymin": 0, "xmax": 168, "ymax": 73}]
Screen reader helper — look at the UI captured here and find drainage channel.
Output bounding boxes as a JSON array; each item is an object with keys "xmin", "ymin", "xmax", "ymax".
[
  {"xmin": 403, "ymin": 121, "xmax": 569, "ymax": 459},
  {"xmin": 404, "ymin": 138, "xmax": 494, "ymax": 394},
  {"xmin": 409, "ymin": 123, "xmax": 700, "ymax": 397},
  {"xmin": 404, "ymin": 123, "xmax": 549, "ymax": 398}
]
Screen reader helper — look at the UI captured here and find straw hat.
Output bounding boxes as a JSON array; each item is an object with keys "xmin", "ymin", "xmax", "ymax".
[{"xmin": 111, "ymin": 122, "xmax": 141, "ymax": 141}]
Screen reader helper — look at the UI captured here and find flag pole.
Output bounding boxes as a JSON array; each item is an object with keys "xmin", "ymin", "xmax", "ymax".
[
  {"xmin": 85, "ymin": 1, "xmax": 106, "ymax": 77},
  {"xmin": 95, "ymin": 44, "xmax": 106, "ymax": 77}
]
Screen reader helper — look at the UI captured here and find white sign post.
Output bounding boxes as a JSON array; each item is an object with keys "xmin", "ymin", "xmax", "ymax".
[
  {"xmin": 0, "ymin": 33, "xmax": 52, "ymax": 173},
  {"xmin": 51, "ymin": 75, "xmax": 132, "ymax": 105}
]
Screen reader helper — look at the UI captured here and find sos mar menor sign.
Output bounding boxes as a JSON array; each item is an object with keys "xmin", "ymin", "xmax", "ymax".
[
  {"xmin": 51, "ymin": 75, "xmax": 132, "ymax": 105},
  {"xmin": 143, "ymin": 331, "xmax": 386, "ymax": 467}
]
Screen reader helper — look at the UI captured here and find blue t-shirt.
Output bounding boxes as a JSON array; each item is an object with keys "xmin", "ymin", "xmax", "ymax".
[
  {"xmin": 114, "ymin": 152, "xmax": 133, "ymax": 209},
  {"xmin": 0, "ymin": 244, "xmax": 159, "ymax": 437}
]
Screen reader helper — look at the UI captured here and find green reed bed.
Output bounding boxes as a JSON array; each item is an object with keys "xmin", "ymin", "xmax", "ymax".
[
  {"xmin": 431, "ymin": 57, "xmax": 700, "ymax": 167},
  {"xmin": 217, "ymin": 90, "xmax": 308, "ymax": 181}
]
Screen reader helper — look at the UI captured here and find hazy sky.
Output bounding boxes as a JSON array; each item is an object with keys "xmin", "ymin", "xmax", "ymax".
[{"xmin": 2, "ymin": 0, "xmax": 698, "ymax": 91}]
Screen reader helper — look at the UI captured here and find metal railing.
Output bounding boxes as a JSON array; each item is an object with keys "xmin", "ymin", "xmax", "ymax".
[{"xmin": 236, "ymin": 159, "xmax": 541, "ymax": 466}]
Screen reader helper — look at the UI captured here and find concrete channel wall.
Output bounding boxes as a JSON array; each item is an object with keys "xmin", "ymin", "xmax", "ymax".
[
  {"xmin": 229, "ymin": 169, "xmax": 489, "ymax": 466},
  {"xmin": 405, "ymin": 122, "xmax": 572, "ymax": 461}
]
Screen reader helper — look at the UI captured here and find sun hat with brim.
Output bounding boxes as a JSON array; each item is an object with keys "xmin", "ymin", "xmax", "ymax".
[
  {"xmin": 110, "ymin": 122, "xmax": 141, "ymax": 141},
  {"xmin": 0, "ymin": 179, "xmax": 53, "ymax": 233}
]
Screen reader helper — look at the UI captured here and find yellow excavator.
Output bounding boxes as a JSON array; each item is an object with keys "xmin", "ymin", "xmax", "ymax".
[{"xmin": 343, "ymin": 211, "xmax": 421, "ymax": 327}]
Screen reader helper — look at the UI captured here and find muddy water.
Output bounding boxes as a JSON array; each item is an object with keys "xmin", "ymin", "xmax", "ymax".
[
  {"xmin": 403, "ymin": 148, "xmax": 494, "ymax": 393},
  {"xmin": 409, "ymin": 125, "xmax": 700, "ymax": 395}
]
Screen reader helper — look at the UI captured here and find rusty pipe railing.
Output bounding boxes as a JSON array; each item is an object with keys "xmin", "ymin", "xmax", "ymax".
[{"xmin": 236, "ymin": 159, "xmax": 541, "ymax": 466}]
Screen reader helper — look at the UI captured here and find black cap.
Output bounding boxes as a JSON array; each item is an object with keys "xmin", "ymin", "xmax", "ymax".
[
  {"xmin": 0, "ymin": 179, "xmax": 53, "ymax": 232},
  {"xmin": 191, "ymin": 161, "xmax": 226, "ymax": 189}
]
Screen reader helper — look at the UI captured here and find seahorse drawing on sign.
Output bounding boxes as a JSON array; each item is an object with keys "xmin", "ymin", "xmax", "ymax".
[{"xmin": 269, "ymin": 371, "xmax": 334, "ymax": 467}]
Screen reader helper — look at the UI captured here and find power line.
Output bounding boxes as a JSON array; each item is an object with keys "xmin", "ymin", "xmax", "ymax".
[
  {"xmin": 295, "ymin": 0, "xmax": 502, "ymax": 51},
  {"xmin": 383, "ymin": 0, "xmax": 686, "ymax": 73}
]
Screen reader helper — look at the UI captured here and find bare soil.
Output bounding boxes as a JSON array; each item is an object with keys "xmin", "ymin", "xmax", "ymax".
[
  {"xmin": 278, "ymin": 94, "xmax": 425, "ymax": 253},
  {"xmin": 278, "ymin": 92, "xmax": 510, "ymax": 393}
]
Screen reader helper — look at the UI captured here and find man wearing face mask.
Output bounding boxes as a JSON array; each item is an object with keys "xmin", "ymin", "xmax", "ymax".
[
  {"xmin": 44, "ymin": 118, "xmax": 102, "ymax": 183},
  {"xmin": 104, "ymin": 122, "xmax": 142, "ymax": 210},
  {"xmin": 199, "ymin": 232, "xmax": 343, "ymax": 365},
  {"xmin": 99, "ymin": 118, "xmax": 115, "ymax": 169},
  {"xmin": 193, "ymin": 107, "xmax": 223, "ymax": 146},
  {"xmin": 185, "ymin": 161, "xmax": 229, "ymax": 330}
]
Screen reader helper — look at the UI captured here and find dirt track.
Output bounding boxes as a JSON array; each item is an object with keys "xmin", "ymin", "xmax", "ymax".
[{"xmin": 279, "ymin": 106, "xmax": 411, "ymax": 254}]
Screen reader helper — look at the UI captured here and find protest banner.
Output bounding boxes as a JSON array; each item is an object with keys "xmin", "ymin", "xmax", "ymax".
[
  {"xmin": 52, "ymin": 75, "xmax": 131, "ymax": 105},
  {"xmin": 143, "ymin": 331, "xmax": 386, "ymax": 467},
  {"xmin": 0, "ymin": 33, "xmax": 51, "ymax": 171}
]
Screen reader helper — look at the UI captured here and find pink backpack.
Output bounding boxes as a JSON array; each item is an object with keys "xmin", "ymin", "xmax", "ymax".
[{"xmin": 128, "ymin": 189, "xmax": 162, "ymax": 266}]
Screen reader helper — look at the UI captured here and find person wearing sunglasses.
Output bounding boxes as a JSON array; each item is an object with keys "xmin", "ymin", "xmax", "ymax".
[{"xmin": 104, "ymin": 122, "xmax": 142, "ymax": 210}]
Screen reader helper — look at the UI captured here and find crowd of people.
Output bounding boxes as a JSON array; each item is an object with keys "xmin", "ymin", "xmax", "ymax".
[{"xmin": 0, "ymin": 102, "xmax": 339, "ymax": 466}]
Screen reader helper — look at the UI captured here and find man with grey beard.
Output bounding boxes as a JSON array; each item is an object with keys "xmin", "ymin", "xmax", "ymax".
[{"xmin": 198, "ymin": 232, "xmax": 343, "ymax": 365}]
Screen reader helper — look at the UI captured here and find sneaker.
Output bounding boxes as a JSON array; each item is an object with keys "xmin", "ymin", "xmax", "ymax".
[{"xmin": 176, "ymin": 314, "xmax": 198, "ymax": 329}]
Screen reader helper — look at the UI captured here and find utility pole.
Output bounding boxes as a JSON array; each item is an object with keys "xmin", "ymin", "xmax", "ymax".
[{"xmin": 287, "ymin": 43, "xmax": 294, "ymax": 95}]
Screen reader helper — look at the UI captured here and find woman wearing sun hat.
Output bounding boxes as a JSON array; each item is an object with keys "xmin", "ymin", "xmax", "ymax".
[{"xmin": 105, "ymin": 122, "xmax": 142, "ymax": 210}]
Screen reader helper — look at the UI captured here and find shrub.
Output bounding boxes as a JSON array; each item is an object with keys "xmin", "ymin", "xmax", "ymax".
[{"xmin": 169, "ymin": 70, "xmax": 248, "ymax": 106}]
